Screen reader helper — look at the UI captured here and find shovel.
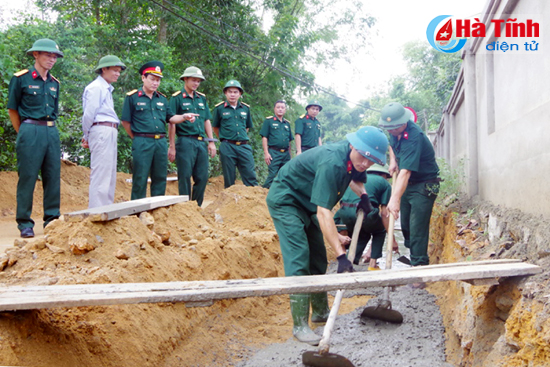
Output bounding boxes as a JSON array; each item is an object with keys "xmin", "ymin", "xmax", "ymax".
[
  {"xmin": 302, "ymin": 209, "xmax": 364, "ymax": 367},
  {"xmin": 360, "ymin": 172, "xmax": 404, "ymax": 324}
]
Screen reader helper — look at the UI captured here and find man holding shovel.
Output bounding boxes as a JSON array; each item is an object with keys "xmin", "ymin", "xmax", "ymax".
[
  {"xmin": 266, "ymin": 126, "xmax": 388, "ymax": 345},
  {"xmin": 378, "ymin": 102, "xmax": 440, "ymax": 268}
]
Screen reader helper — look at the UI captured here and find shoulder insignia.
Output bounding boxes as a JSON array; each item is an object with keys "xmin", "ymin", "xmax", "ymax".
[
  {"xmin": 284, "ymin": 119, "xmax": 290, "ymax": 124},
  {"xmin": 196, "ymin": 91, "xmax": 206, "ymax": 97},
  {"xmin": 215, "ymin": 101, "xmax": 224, "ymax": 107},
  {"xmin": 13, "ymin": 69, "xmax": 29, "ymax": 77},
  {"xmin": 241, "ymin": 102, "xmax": 250, "ymax": 107},
  {"xmin": 126, "ymin": 89, "xmax": 138, "ymax": 96},
  {"xmin": 172, "ymin": 90, "xmax": 181, "ymax": 97},
  {"xmin": 158, "ymin": 91, "xmax": 166, "ymax": 98},
  {"xmin": 299, "ymin": 114, "xmax": 306, "ymax": 118},
  {"xmin": 51, "ymin": 75, "xmax": 60, "ymax": 83},
  {"xmin": 266, "ymin": 116, "xmax": 273, "ymax": 119}
]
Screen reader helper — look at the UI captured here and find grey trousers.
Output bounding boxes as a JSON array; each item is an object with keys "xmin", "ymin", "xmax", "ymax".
[{"xmin": 88, "ymin": 125, "xmax": 118, "ymax": 208}]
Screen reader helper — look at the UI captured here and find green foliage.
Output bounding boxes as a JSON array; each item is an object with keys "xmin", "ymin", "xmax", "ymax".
[
  {"xmin": 386, "ymin": 41, "xmax": 462, "ymax": 130},
  {"xmin": 435, "ymin": 157, "xmax": 465, "ymax": 206},
  {"xmin": 1, "ymin": 0, "xmax": 376, "ymax": 181}
]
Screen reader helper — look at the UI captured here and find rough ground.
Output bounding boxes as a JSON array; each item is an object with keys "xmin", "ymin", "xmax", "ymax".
[{"xmin": 0, "ymin": 162, "xmax": 548, "ymax": 366}]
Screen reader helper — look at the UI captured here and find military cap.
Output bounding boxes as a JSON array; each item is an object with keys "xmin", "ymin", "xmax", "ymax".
[
  {"xmin": 378, "ymin": 102, "xmax": 413, "ymax": 129},
  {"xmin": 223, "ymin": 80, "xmax": 243, "ymax": 94},
  {"xmin": 26, "ymin": 38, "xmax": 64, "ymax": 57},
  {"xmin": 139, "ymin": 61, "xmax": 164, "ymax": 78},
  {"xmin": 94, "ymin": 55, "xmax": 126, "ymax": 74},
  {"xmin": 180, "ymin": 66, "xmax": 205, "ymax": 81},
  {"xmin": 306, "ymin": 100, "xmax": 323, "ymax": 111}
]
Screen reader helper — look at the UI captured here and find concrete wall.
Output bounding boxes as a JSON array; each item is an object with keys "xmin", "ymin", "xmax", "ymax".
[{"xmin": 434, "ymin": 0, "xmax": 550, "ymax": 217}]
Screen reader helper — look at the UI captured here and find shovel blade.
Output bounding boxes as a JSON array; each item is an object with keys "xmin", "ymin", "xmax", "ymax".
[
  {"xmin": 360, "ymin": 306, "xmax": 404, "ymax": 324},
  {"xmin": 397, "ymin": 255, "xmax": 411, "ymax": 265},
  {"xmin": 302, "ymin": 351, "xmax": 355, "ymax": 367}
]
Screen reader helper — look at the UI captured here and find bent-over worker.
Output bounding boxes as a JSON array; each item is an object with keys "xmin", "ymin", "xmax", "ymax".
[{"xmin": 266, "ymin": 126, "xmax": 389, "ymax": 345}]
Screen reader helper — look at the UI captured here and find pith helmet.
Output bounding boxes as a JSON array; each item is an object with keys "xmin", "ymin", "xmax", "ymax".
[
  {"xmin": 306, "ymin": 100, "xmax": 323, "ymax": 111},
  {"xmin": 223, "ymin": 80, "xmax": 243, "ymax": 94},
  {"xmin": 94, "ymin": 55, "xmax": 126, "ymax": 74},
  {"xmin": 26, "ymin": 39, "xmax": 64, "ymax": 57},
  {"xmin": 367, "ymin": 164, "xmax": 390, "ymax": 177},
  {"xmin": 378, "ymin": 102, "xmax": 413, "ymax": 129},
  {"xmin": 346, "ymin": 126, "xmax": 389, "ymax": 165},
  {"xmin": 180, "ymin": 66, "xmax": 205, "ymax": 81}
]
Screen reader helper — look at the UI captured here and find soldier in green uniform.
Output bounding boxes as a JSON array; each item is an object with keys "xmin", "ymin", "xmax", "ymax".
[
  {"xmin": 266, "ymin": 126, "xmax": 388, "ymax": 345},
  {"xmin": 121, "ymin": 61, "xmax": 198, "ymax": 200},
  {"xmin": 168, "ymin": 66, "xmax": 216, "ymax": 206},
  {"xmin": 334, "ymin": 164, "xmax": 398, "ymax": 269},
  {"xmin": 260, "ymin": 100, "xmax": 293, "ymax": 189},
  {"xmin": 212, "ymin": 80, "xmax": 258, "ymax": 188},
  {"xmin": 7, "ymin": 39, "xmax": 64, "ymax": 238},
  {"xmin": 295, "ymin": 100, "xmax": 322, "ymax": 154},
  {"xmin": 379, "ymin": 102, "xmax": 440, "ymax": 267}
]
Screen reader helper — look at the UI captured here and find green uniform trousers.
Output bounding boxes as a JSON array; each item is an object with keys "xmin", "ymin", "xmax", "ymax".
[
  {"xmin": 262, "ymin": 148, "xmax": 290, "ymax": 189},
  {"xmin": 219, "ymin": 141, "xmax": 258, "ymax": 188},
  {"xmin": 16, "ymin": 123, "xmax": 61, "ymax": 230},
  {"xmin": 176, "ymin": 136, "xmax": 209, "ymax": 206},
  {"xmin": 334, "ymin": 207, "xmax": 386, "ymax": 264},
  {"xmin": 267, "ymin": 202, "xmax": 327, "ymax": 277},
  {"xmin": 131, "ymin": 136, "xmax": 168, "ymax": 200},
  {"xmin": 400, "ymin": 182, "xmax": 438, "ymax": 266}
]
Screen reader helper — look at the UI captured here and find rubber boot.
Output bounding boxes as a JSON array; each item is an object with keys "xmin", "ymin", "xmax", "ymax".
[
  {"xmin": 310, "ymin": 292, "xmax": 330, "ymax": 323},
  {"xmin": 289, "ymin": 294, "xmax": 321, "ymax": 346}
]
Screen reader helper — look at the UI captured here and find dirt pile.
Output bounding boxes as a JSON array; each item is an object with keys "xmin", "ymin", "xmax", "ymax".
[
  {"xmin": 428, "ymin": 201, "xmax": 550, "ymax": 366},
  {"xmin": 0, "ymin": 167, "xmax": 294, "ymax": 366}
]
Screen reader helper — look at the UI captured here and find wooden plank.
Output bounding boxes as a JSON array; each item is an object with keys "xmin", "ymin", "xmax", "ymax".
[
  {"xmin": 64, "ymin": 195, "xmax": 189, "ymax": 222},
  {"xmin": 0, "ymin": 261, "xmax": 540, "ymax": 311}
]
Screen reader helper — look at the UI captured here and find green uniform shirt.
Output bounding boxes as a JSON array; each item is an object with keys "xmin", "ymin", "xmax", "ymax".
[
  {"xmin": 259, "ymin": 116, "xmax": 293, "ymax": 149},
  {"xmin": 294, "ymin": 114, "xmax": 321, "ymax": 148},
  {"xmin": 7, "ymin": 66, "xmax": 60, "ymax": 121},
  {"xmin": 340, "ymin": 173, "xmax": 391, "ymax": 208},
  {"xmin": 268, "ymin": 141, "xmax": 366, "ymax": 213},
  {"xmin": 390, "ymin": 121, "xmax": 439, "ymax": 182},
  {"xmin": 121, "ymin": 87, "xmax": 174, "ymax": 134},
  {"xmin": 212, "ymin": 101, "xmax": 253, "ymax": 140},
  {"xmin": 169, "ymin": 90, "xmax": 212, "ymax": 137}
]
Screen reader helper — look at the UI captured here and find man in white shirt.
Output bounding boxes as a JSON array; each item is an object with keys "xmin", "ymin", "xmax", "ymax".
[{"xmin": 81, "ymin": 55, "xmax": 126, "ymax": 208}]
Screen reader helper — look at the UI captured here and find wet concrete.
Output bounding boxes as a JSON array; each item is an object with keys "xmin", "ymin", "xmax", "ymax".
[{"xmin": 237, "ymin": 227, "xmax": 452, "ymax": 367}]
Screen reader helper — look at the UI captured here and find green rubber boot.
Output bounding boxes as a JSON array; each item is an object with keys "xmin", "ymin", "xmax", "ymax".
[
  {"xmin": 289, "ymin": 294, "xmax": 321, "ymax": 346},
  {"xmin": 310, "ymin": 292, "xmax": 330, "ymax": 323}
]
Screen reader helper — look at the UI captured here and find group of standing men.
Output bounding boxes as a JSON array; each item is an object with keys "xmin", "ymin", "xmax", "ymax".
[{"xmin": 7, "ymin": 38, "xmax": 326, "ymax": 238}]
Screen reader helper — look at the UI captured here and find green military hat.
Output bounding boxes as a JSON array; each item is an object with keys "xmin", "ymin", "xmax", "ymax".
[
  {"xmin": 180, "ymin": 66, "xmax": 205, "ymax": 81},
  {"xmin": 367, "ymin": 164, "xmax": 390, "ymax": 177},
  {"xmin": 26, "ymin": 38, "xmax": 64, "ymax": 57},
  {"xmin": 346, "ymin": 126, "xmax": 388, "ymax": 165},
  {"xmin": 223, "ymin": 79, "xmax": 243, "ymax": 94},
  {"xmin": 139, "ymin": 61, "xmax": 164, "ymax": 78},
  {"xmin": 378, "ymin": 102, "xmax": 413, "ymax": 129},
  {"xmin": 94, "ymin": 55, "xmax": 126, "ymax": 74},
  {"xmin": 306, "ymin": 100, "xmax": 323, "ymax": 111}
]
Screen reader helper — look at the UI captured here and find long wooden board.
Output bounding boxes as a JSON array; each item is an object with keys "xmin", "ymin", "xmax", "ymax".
[
  {"xmin": 0, "ymin": 260, "xmax": 540, "ymax": 311},
  {"xmin": 64, "ymin": 195, "xmax": 189, "ymax": 222}
]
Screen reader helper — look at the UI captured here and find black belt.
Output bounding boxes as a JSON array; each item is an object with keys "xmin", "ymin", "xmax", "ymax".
[
  {"xmin": 340, "ymin": 202, "xmax": 358, "ymax": 208},
  {"xmin": 408, "ymin": 178, "xmax": 442, "ymax": 185},
  {"xmin": 23, "ymin": 119, "xmax": 55, "ymax": 127},
  {"xmin": 134, "ymin": 133, "xmax": 166, "ymax": 139},
  {"xmin": 180, "ymin": 134, "xmax": 204, "ymax": 141},
  {"xmin": 92, "ymin": 122, "xmax": 118, "ymax": 128},
  {"xmin": 269, "ymin": 146, "xmax": 288, "ymax": 153},
  {"xmin": 221, "ymin": 139, "xmax": 248, "ymax": 145}
]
